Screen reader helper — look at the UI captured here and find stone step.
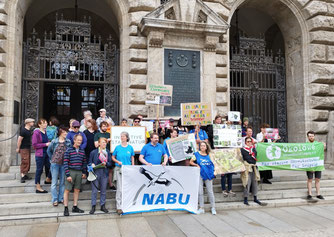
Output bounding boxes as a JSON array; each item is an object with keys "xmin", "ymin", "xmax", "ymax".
[
  {"xmin": 1, "ymin": 186, "xmax": 333, "ymax": 205},
  {"xmin": 1, "ymin": 196, "xmax": 334, "ymax": 227},
  {"xmin": 0, "ymin": 172, "xmax": 16, "ymax": 181}
]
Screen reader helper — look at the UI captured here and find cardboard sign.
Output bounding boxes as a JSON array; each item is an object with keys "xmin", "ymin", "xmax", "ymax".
[
  {"xmin": 213, "ymin": 124, "xmax": 242, "ymax": 148},
  {"xmin": 110, "ymin": 126, "xmax": 146, "ymax": 152},
  {"xmin": 181, "ymin": 102, "xmax": 213, "ymax": 126},
  {"xmin": 211, "ymin": 149, "xmax": 245, "ymax": 174},
  {"xmin": 140, "ymin": 121, "xmax": 154, "ymax": 132},
  {"xmin": 265, "ymin": 128, "xmax": 279, "ymax": 140},
  {"xmin": 228, "ymin": 111, "xmax": 241, "ymax": 122},
  {"xmin": 166, "ymin": 134, "xmax": 197, "ymax": 163},
  {"xmin": 146, "ymin": 84, "xmax": 173, "ymax": 106}
]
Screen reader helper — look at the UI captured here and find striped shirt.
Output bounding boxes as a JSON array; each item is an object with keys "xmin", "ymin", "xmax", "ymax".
[{"xmin": 64, "ymin": 146, "xmax": 87, "ymax": 177}]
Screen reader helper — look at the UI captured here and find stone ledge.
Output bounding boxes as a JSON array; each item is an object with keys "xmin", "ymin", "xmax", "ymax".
[
  {"xmin": 129, "ymin": 62, "xmax": 147, "ymax": 74},
  {"xmin": 216, "ymin": 92, "xmax": 227, "ymax": 106},
  {"xmin": 216, "ymin": 105, "xmax": 228, "ymax": 117},
  {"xmin": 0, "ymin": 25, "xmax": 6, "ymax": 39},
  {"xmin": 128, "ymin": 88, "xmax": 146, "ymax": 104},
  {"xmin": 216, "ymin": 66, "xmax": 227, "ymax": 78},
  {"xmin": 307, "ymin": 15, "xmax": 334, "ymax": 32},
  {"xmin": 128, "ymin": 104, "xmax": 148, "ymax": 118},
  {"xmin": 129, "ymin": 36, "xmax": 147, "ymax": 49},
  {"xmin": 309, "ymin": 63, "xmax": 334, "ymax": 83},
  {"xmin": 309, "ymin": 121, "xmax": 329, "ymax": 134},
  {"xmin": 129, "ymin": 49, "xmax": 148, "ymax": 62},
  {"xmin": 302, "ymin": 1, "xmax": 328, "ymax": 19},
  {"xmin": 129, "ymin": 25, "xmax": 139, "ymax": 36},
  {"xmin": 216, "ymin": 78, "xmax": 228, "ymax": 92},
  {"xmin": 310, "ymin": 83, "xmax": 329, "ymax": 96},
  {"xmin": 311, "ymin": 109, "xmax": 329, "ymax": 121},
  {"xmin": 310, "ymin": 96, "xmax": 334, "ymax": 110},
  {"xmin": 129, "ymin": 74, "xmax": 147, "ymax": 89},
  {"xmin": 310, "ymin": 31, "xmax": 334, "ymax": 45},
  {"xmin": 216, "ymin": 54, "xmax": 227, "ymax": 67},
  {"xmin": 128, "ymin": 0, "xmax": 157, "ymax": 13}
]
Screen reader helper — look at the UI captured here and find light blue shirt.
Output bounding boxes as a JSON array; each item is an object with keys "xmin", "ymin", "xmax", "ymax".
[
  {"xmin": 189, "ymin": 129, "xmax": 208, "ymax": 140},
  {"xmin": 140, "ymin": 143, "xmax": 166, "ymax": 165},
  {"xmin": 113, "ymin": 144, "xmax": 135, "ymax": 166}
]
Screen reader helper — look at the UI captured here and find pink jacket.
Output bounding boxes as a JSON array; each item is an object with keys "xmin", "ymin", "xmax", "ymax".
[{"xmin": 32, "ymin": 129, "xmax": 47, "ymax": 157}]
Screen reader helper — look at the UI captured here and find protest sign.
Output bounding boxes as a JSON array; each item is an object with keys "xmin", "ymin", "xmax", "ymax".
[
  {"xmin": 166, "ymin": 134, "xmax": 197, "ymax": 163},
  {"xmin": 181, "ymin": 102, "xmax": 213, "ymax": 126},
  {"xmin": 110, "ymin": 126, "xmax": 146, "ymax": 152},
  {"xmin": 213, "ymin": 124, "xmax": 242, "ymax": 148},
  {"xmin": 256, "ymin": 142, "xmax": 325, "ymax": 171},
  {"xmin": 122, "ymin": 165, "xmax": 200, "ymax": 214},
  {"xmin": 228, "ymin": 111, "xmax": 241, "ymax": 122},
  {"xmin": 141, "ymin": 121, "xmax": 154, "ymax": 132},
  {"xmin": 211, "ymin": 148, "xmax": 245, "ymax": 174},
  {"xmin": 265, "ymin": 128, "xmax": 279, "ymax": 140},
  {"xmin": 146, "ymin": 84, "xmax": 173, "ymax": 106}
]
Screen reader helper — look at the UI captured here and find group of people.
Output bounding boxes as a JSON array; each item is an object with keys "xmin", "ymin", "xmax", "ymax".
[{"xmin": 16, "ymin": 110, "xmax": 324, "ymax": 216}]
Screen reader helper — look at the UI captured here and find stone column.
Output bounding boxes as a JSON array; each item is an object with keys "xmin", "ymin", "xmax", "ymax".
[{"xmin": 146, "ymin": 30, "xmax": 164, "ymax": 118}]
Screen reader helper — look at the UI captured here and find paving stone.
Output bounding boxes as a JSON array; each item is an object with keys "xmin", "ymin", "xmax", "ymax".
[
  {"xmin": 117, "ymin": 217, "xmax": 155, "ymax": 237},
  {"xmin": 217, "ymin": 210, "xmax": 273, "ymax": 235},
  {"xmin": 264, "ymin": 208, "xmax": 320, "ymax": 231},
  {"xmin": 0, "ymin": 225, "xmax": 32, "ymax": 237},
  {"xmin": 193, "ymin": 213, "xmax": 242, "ymax": 236},
  {"xmin": 26, "ymin": 223, "xmax": 59, "ymax": 237},
  {"xmin": 168, "ymin": 214, "xmax": 215, "ymax": 237},
  {"xmin": 299, "ymin": 205, "xmax": 334, "ymax": 221},
  {"xmin": 87, "ymin": 219, "xmax": 120, "ymax": 237},
  {"xmin": 56, "ymin": 221, "xmax": 87, "ymax": 237},
  {"xmin": 145, "ymin": 215, "xmax": 185, "ymax": 237},
  {"xmin": 240, "ymin": 209, "xmax": 300, "ymax": 233}
]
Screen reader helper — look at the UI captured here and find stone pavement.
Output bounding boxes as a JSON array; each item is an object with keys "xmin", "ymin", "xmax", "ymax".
[{"xmin": 1, "ymin": 204, "xmax": 334, "ymax": 237}]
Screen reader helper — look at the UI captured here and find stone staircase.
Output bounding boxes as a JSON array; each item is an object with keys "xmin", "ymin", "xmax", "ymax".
[{"xmin": 1, "ymin": 166, "xmax": 334, "ymax": 227}]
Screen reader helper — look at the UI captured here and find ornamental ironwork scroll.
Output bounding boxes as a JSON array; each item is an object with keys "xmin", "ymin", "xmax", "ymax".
[
  {"xmin": 22, "ymin": 14, "xmax": 119, "ymax": 122},
  {"xmin": 230, "ymin": 37, "xmax": 287, "ymax": 141}
]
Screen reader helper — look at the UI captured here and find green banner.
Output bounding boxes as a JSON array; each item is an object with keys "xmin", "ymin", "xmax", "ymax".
[{"xmin": 256, "ymin": 142, "xmax": 324, "ymax": 171}]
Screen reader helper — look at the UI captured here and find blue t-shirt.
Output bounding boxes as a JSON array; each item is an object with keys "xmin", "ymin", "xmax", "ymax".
[
  {"xmin": 140, "ymin": 143, "xmax": 166, "ymax": 165},
  {"xmin": 113, "ymin": 144, "xmax": 135, "ymax": 167},
  {"xmin": 193, "ymin": 152, "xmax": 215, "ymax": 180},
  {"xmin": 163, "ymin": 137, "xmax": 170, "ymax": 157},
  {"xmin": 189, "ymin": 129, "xmax": 208, "ymax": 140}
]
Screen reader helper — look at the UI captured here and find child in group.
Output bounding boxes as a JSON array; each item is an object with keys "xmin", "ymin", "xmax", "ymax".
[{"xmin": 190, "ymin": 141, "xmax": 216, "ymax": 215}]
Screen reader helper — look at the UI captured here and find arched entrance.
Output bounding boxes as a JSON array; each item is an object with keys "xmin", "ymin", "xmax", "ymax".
[
  {"xmin": 22, "ymin": 7, "xmax": 119, "ymax": 124},
  {"xmin": 228, "ymin": 0, "xmax": 308, "ymax": 143}
]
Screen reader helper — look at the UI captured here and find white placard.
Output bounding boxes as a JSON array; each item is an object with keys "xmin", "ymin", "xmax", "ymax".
[
  {"xmin": 228, "ymin": 111, "xmax": 241, "ymax": 122},
  {"xmin": 110, "ymin": 126, "xmax": 146, "ymax": 152},
  {"xmin": 122, "ymin": 165, "xmax": 200, "ymax": 214},
  {"xmin": 213, "ymin": 124, "xmax": 242, "ymax": 148},
  {"xmin": 166, "ymin": 134, "xmax": 197, "ymax": 163},
  {"xmin": 140, "ymin": 121, "xmax": 154, "ymax": 132}
]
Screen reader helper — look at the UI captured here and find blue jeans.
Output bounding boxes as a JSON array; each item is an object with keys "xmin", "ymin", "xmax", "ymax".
[
  {"xmin": 35, "ymin": 153, "xmax": 51, "ymax": 184},
  {"xmin": 50, "ymin": 163, "xmax": 65, "ymax": 203},
  {"xmin": 221, "ymin": 173, "xmax": 233, "ymax": 191}
]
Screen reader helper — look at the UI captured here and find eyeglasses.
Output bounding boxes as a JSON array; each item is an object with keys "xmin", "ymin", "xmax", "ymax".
[
  {"xmin": 73, "ymin": 126, "xmax": 80, "ymax": 129},
  {"xmin": 246, "ymin": 141, "xmax": 252, "ymax": 143},
  {"xmin": 99, "ymin": 111, "xmax": 104, "ymax": 113},
  {"xmin": 134, "ymin": 121, "xmax": 140, "ymax": 123}
]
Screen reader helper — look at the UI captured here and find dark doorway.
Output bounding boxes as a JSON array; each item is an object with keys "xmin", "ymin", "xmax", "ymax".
[{"xmin": 44, "ymin": 83, "xmax": 103, "ymax": 124}]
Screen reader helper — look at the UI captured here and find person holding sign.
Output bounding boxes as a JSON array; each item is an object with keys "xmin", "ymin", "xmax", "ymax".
[
  {"xmin": 139, "ymin": 133, "xmax": 168, "ymax": 165},
  {"xmin": 190, "ymin": 141, "xmax": 216, "ymax": 215},
  {"xmin": 112, "ymin": 132, "xmax": 135, "ymax": 215},
  {"xmin": 242, "ymin": 126, "xmax": 258, "ymax": 147},
  {"xmin": 207, "ymin": 114, "xmax": 222, "ymax": 149},
  {"xmin": 306, "ymin": 131, "xmax": 324, "ymax": 201},
  {"xmin": 241, "ymin": 137, "xmax": 265, "ymax": 206},
  {"xmin": 189, "ymin": 124, "xmax": 209, "ymax": 145},
  {"xmin": 88, "ymin": 137, "xmax": 112, "ymax": 214}
]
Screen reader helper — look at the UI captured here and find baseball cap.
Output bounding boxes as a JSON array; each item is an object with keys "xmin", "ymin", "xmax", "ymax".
[
  {"xmin": 72, "ymin": 120, "xmax": 80, "ymax": 127},
  {"xmin": 99, "ymin": 108, "xmax": 106, "ymax": 112},
  {"xmin": 25, "ymin": 118, "xmax": 35, "ymax": 124}
]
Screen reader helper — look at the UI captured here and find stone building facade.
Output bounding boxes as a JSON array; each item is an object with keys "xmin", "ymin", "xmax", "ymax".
[{"xmin": 0, "ymin": 0, "xmax": 333, "ymax": 172}]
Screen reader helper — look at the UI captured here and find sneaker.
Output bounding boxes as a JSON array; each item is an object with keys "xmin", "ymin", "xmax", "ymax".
[
  {"xmin": 211, "ymin": 208, "xmax": 216, "ymax": 215},
  {"xmin": 222, "ymin": 190, "xmax": 228, "ymax": 197},
  {"xmin": 110, "ymin": 186, "xmax": 116, "ymax": 191},
  {"xmin": 196, "ymin": 208, "xmax": 205, "ymax": 214},
  {"xmin": 20, "ymin": 177, "xmax": 25, "ymax": 183},
  {"xmin": 228, "ymin": 191, "xmax": 236, "ymax": 197},
  {"xmin": 23, "ymin": 175, "xmax": 32, "ymax": 180},
  {"xmin": 316, "ymin": 195, "xmax": 324, "ymax": 200},
  {"xmin": 72, "ymin": 206, "xmax": 84, "ymax": 213},
  {"xmin": 64, "ymin": 207, "xmax": 69, "ymax": 216},
  {"xmin": 307, "ymin": 195, "xmax": 313, "ymax": 200}
]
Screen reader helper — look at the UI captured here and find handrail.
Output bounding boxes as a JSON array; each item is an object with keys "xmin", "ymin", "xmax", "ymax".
[{"xmin": 0, "ymin": 127, "xmax": 20, "ymax": 143}]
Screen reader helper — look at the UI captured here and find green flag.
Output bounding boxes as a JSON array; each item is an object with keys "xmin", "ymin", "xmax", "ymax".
[{"xmin": 256, "ymin": 142, "xmax": 324, "ymax": 171}]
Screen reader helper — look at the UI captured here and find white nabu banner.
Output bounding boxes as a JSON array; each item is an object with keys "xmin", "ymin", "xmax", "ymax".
[{"xmin": 122, "ymin": 165, "xmax": 200, "ymax": 214}]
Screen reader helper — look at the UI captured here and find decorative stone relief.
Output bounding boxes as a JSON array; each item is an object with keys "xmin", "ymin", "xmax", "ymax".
[
  {"xmin": 165, "ymin": 7, "xmax": 176, "ymax": 20},
  {"xmin": 197, "ymin": 10, "xmax": 207, "ymax": 23},
  {"xmin": 148, "ymin": 31, "xmax": 164, "ymax": 48}
]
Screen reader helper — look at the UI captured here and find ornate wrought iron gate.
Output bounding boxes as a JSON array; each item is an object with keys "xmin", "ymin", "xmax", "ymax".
[
  {"xmin": 22, "ymin": 14, "xmax": 119, "ymax": 123},
  {"xmin": 230, "ymin": 37, "xmax": 287, "ymax": 141}
]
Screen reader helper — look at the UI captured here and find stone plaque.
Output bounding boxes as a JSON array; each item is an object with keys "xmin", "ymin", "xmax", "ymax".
[{"xmin": 164, "ymin": 49, "xmax": 200, "ymax": 116}]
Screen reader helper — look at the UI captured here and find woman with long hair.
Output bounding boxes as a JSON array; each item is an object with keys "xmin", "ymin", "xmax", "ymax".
[
  {"xmin": 32, "ymin": 118, "xmax": 51, "ymax": 193},
  {"xmin": 47, "ymin": 126, "xmax": 71, "ymax": 206},
  {"xmin": 189, "ymin": 141, "xmax": 216, "ymax": 215}
]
